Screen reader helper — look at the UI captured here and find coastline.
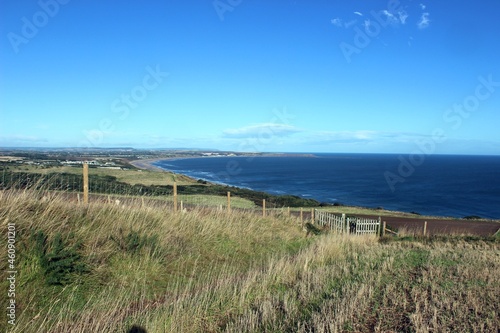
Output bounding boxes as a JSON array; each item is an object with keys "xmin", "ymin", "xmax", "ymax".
[
  {"xmin": 128, "ymin": 158, "xmax": 169, "ymax": 172},
  {"xmin": 128, "ymin": 155, "xmax": 500, "ymax": 221}
]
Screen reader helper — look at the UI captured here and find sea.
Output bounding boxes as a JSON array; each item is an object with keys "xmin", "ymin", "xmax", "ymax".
[{"xmin": 154, "ymin": 154, "xmax": 500, "ymax": 219}]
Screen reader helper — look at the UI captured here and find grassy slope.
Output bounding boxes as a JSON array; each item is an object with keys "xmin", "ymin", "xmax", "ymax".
[
  {"xmin": 1, "ymin": 191, "xmax": 499, "ymax": 332},
  {"xmin": 3, "ymin": 165, "xmax": 257, "ymax": 208},
  {"xmin": 3, "ymin": 165, "xmax": 196, "ymax": 186}
]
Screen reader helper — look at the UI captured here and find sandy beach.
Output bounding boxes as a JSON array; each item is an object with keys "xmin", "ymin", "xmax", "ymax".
[{"xmin": 128, "ymin": 158, "xmax": 167, "ymax": 171}]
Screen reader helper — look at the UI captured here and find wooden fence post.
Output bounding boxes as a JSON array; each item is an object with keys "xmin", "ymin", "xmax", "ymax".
[
  {"xmin": 342, "ymin": 213, "xmax": 346, "ymax": 234},
  {"xmin": 423, "ymin": 221, "xmax": 427, "ymax": 236},
  {"xmin": 287, "ymin": 207, "xmax": 290, "ymax": 217},
  {"xmin": 311, "ymin": 208, "xmax": 315, "ymax": 224},
  {"xmin": 378, "ymin": 217, "xmax": 382, "ymax": 236},
  {"xmin": 382, "ymin": 221, "xmax": 386, "ymax": 236},
  {"xmin": 83, "ymin": 163, "xmax": 89, "ymax": 204},
  {"xmin": 227, "ymin": 191, "xmax": 231, "ymax": 213},
  {"xmin": 77, "ymin": 193, "xmax": 81, "ymax": 204},
  {"xmin": 180, "ymin": 200, "xmax": 183, "ymax": 212},
  {"xmin": 262, "ymin": 199, "xmax": 266, "ymax": 217},
  {"xmin": 300, "ymin": 208, "xmax": 303, "ymax": 226},
  {"xmin": 173, "ymin": 182, "xmax": 178, "ymax": 212}
]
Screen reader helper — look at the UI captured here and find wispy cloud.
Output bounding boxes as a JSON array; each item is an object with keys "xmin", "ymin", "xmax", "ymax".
[
  {"xmin": 0, "ymin": 135, "xmax": 49, "ymax": 146},
  {"xmin": 379, "ymin": 9, "xmax": 410, "ymax": 25},
  {"xmin": 398, "ymin": 10, "xmax": 409, "ymax": 24},
  {"xmin": 417, "ymin": 12, "xmax": 430, "ymax": 29},
  {"xmin": 333, "ymin": 5, "xmax": 428, "ymax": 32},
  {"xmin": 304, "ymin": 130, "xmax": 379, "ymax": 145},
  {"xmin": 223, "ymin": 123, "xmax": 301, "ymax": 138},
  {"xmin": 382, "ymin": 10, "xmax": 394, "ymax": 19},
  {"xmin": 331, "ymin": 17, "xmax": 343, "ymax": 27},
  {"xmin": 420, "ymin": 3, "xmax": 426, "ymax": 10},
  {"xmin": 301, "ymin": 130, "xmax": 436, "ymax": 146},
  {"xmin": 332, "ymin": 17, "xmax": 358, "ymax": 29}
]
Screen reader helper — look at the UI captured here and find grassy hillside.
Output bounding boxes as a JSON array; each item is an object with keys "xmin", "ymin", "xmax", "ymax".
[
  {"xmin": 1, "ymin": 191, "xmax": 499, "ymax": 332},
  {"xmin": 1, "ymin": 164, "xmax": 196, "ymax": 186},
  {"xmin": 0, "ymin": 168, "xmax": 322, "ymax": 208}
]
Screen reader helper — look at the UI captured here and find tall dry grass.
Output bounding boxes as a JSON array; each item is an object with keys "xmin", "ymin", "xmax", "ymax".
[{"xmin": 1, "ymin": 190, "xmax": 499, "ymax": 332}]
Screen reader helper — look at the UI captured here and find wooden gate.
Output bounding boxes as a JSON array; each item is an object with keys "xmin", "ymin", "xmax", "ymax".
[{"xmin": 315, "ymin": 210, "xmax": 381, "ymax": 235}]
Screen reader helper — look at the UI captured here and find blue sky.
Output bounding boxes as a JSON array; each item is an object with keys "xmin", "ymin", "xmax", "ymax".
[{"xmin": 1, "ymin": 0, "xmax": 499, "ymax": 154}]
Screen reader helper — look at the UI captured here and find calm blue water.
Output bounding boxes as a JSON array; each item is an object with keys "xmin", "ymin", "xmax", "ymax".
[{"xmin": 154, "ymin": 154, "xmax": 500, "ymax": 219}]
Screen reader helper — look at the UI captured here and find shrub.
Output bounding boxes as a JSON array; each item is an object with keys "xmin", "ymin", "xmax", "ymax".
[{"xmin": 32, "ymin": 231, "xmax": 88, "ymax": 286}]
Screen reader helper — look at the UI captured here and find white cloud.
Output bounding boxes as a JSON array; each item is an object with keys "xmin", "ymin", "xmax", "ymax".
[
  {"xmin": 398, "ymin": 10, "xmax": 408, "ymax": 24},
  {"xmin": 420, "ymin": 3, "xmax": 426, "ymax": 10},
  {"xmin": 223, "ymin": 123, "xmax": 301, "ymax": 138},
  {"xmin": 331, "ymin": 17, "xmax": 343, "ymax": 27},
  {"xmin": 305, "ymin": 130, "xmax": 378, "ymax": 144},
  {"xmin": 381, "ymin": 10, "xmax": 400, "ymax": 25},
  {"xmin": 354, "ymin": 11, "xmax": 363, "ymax": 17},
  {"xmin": 382, "ymin": 10, "xmax": 393, "ymax": 18},
  {"xmin": 417, "ymin": 12, "xmax": 430, "ymax": 29}
]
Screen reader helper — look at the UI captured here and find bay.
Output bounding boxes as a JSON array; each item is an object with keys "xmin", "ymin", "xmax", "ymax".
[{"xmin": 154, "ymin": 153, "xmax": 500, "ymax": 219}]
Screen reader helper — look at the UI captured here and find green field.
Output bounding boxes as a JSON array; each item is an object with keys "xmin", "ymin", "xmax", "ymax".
[
  {"xmin": 2, "ymin": 164, "xmax": 197, "ymax": 186},
  {"xmin": 89, "ymin": 192, "xmax": 257, "ymax": 210}
]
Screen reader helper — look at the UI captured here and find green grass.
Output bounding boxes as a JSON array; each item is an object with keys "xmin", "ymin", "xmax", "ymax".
[
  {"xmin": 176, "ymin": 194, "xmax": 256, "ymax": 209},
  {"xmin": 3, "ymin": 164, "xmax": 196, "ymax": 186},
  {"xmin": 88, "ymin": 192, "xmax": 256, "ymax": 209},
  {"xmin": 1, "ymin": 190, "xmax": 499, "ymax": 332},
  {"xmin": 319, "ymin": 205, "xmax": 451, "ymax": 219}
]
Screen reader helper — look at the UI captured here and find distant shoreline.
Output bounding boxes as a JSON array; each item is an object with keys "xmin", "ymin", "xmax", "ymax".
[
  {"xmin": 128, "ymin": 158, "xmax": 170, "ymax": 171},
  {"xmin": 128, "ymin": 153, "xmax": 317, "ymax": 172}
]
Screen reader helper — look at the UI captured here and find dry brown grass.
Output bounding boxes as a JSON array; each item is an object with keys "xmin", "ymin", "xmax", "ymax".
[{"xmin": 0, "ymin": 190, "xmax": 498, "ymax": 332}]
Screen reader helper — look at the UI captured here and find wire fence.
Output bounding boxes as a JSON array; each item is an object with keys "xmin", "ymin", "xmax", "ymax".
[{"xmin": 0, "ymin": 169, "xmax": 313, "ymax": 220}]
